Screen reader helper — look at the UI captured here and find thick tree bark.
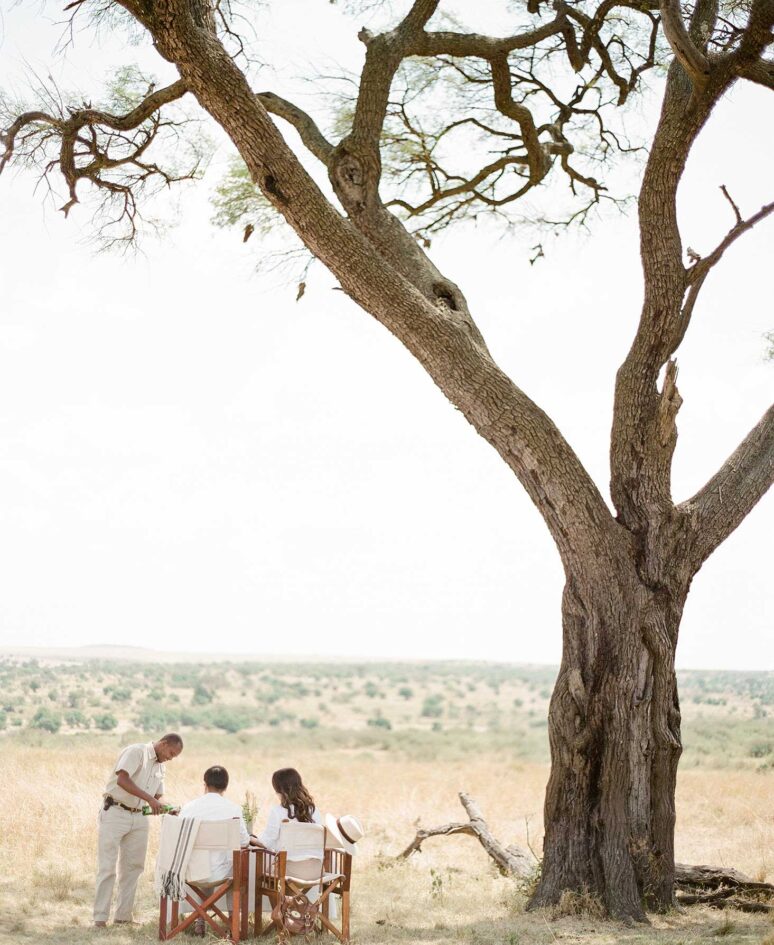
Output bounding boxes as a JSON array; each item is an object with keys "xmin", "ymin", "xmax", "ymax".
[{"xmin": 529, "ymin": 570, "xmax": 684, "ymax": 921}]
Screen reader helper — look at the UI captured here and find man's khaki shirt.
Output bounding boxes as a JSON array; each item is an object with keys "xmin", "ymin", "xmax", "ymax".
[{"xmin": 103, "ymin": 741, "xmax": 166, "ymax": 809}]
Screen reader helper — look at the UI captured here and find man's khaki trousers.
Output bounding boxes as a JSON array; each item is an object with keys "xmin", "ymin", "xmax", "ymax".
[{"xmin": 94, "ymin": 806, "xmax": 150, "ymax": 923}]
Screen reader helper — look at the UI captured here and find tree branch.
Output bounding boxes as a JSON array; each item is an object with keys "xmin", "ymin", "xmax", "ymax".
[
  {"xmin": 130, "ymin": 0, "xmax": 624, "ymax": 579},
  {"xmin": 256, "ymin": 92, "xmax": 333, "ymax": 164},
  {"xmin": 62, "ymin": 79, "xmax": 189, "ymax": 133},
  {"xmin": 610, "ymin": 0, "xmax": 741, "ymax": 537},
  {"xmin": 679, "ymin": 190, "xmax": 774, "ymax": 334},
  {"xmin": 738, "ymin": 59, "xmax": 774, "ymax": 91},
  {"xmin": 398, "ymin": 792, "xmax": 534, "ymax": 878},
  {"xmin": 413, "ymin": 20, "xmax": 568, "ymax": 60},
  {"xmin": 680, "ymin": 404, "xmax": 774, "ymax": 570},
  {"xmin": 0, "ymin": 78, "xmax": 193, "ymax": 242},
  {"xmin": 659, "ymin": 0, "xmax": 711, "ymax": 90}
]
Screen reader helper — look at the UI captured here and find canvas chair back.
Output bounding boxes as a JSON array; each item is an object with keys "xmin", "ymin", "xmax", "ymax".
[
  {"xmin": 191, "ymin": 818, "xmax": 242, "ymax": 851},
  {"xmin": 252, "ymin": 825, "xmax": 353, "ymax": 943},
  {"xmin": 277, "ymin": 821, "xmax": 326, "ymax": 881},
  {"xmin": 185, "ymin": 817, "xmax": 241, "ymax": 884},
  {"xmin": 158, "ymin": 817, "xmax": 246, "ymax": 942}
]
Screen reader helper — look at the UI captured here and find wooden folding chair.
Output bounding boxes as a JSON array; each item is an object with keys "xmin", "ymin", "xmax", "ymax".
[
  {"xmin": 253, "ymin": 822, "xmax": 353, "ymax": 942},
  {"xmin": 159, "ymin": 818, "xmax": 248, "ymax": 942}
]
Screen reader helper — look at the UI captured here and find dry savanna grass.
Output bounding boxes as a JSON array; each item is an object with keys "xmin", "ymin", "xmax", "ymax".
[{"xmin": 1, "ymin": 737, "xmax": 772, "ymax": 945}]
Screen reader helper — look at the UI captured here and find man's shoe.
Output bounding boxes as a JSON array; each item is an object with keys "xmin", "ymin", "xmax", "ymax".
[
  {"xmin": 94, "ymin": 921, "xmax": 108, "ymax": 928},
  {"xmin": 194, "ymin": 918, "xmax": 206, "ymax": 937},
  {"xmin": 114, "ymin": 920, "xmax": 139, "ymax": 926}
]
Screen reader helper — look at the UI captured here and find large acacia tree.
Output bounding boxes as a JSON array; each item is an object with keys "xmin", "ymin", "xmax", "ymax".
[{"xmin": 3, "ymin": 0, "xmax": 773, "ymax": 922}]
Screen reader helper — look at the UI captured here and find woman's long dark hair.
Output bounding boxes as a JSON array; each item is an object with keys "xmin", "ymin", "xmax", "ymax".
[{"xmin": 271, "ymin": 768, "xmax": 316, "ymax": 823}]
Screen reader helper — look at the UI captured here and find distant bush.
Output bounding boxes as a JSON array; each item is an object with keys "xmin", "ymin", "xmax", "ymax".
[
  {"xmin": 692, "ymin": 695, "xmax": 727, "ymax": 706},
  {"xmin": 421, "ymin": 695, "xmax": 443, "ymax": 718},
  {"xmin": 29, "ymin": 707, "xmax": 61, "ymax": 733},
  {"xmin": 398, "ymin": 687, "xmax": 413, "ymax": 700},
  {"xmin": 179, "ymin": 708, "xmax": 204, "ymax": 727},
  {"xmin": 110, "ymin": 687, "xmax": 132, "ymax": 703},
  {"xmin": 135, "ymin": 706, "xmax": 180, "ymax": 731},
  {"xmin": 93, "ymin": 713, "xmax": 118, "ymax": 731},
  {"xmin": 256, "ymin": 690, "xmax": 280, "ymax": 705},
  {"xmin": 299, "ymin": 717, "xmax": 319, "ymax": 729},
  {"xmin": 367, "ymin": 715, "xmax": 392, "ymax": 730},
  {"xmin": 364, "ymin": 682, "xmax": 380, "ymax": 698},
  {"xmin": 192, "ymin": 683, "xmax": 213, "ymax": 706},
  {"xmin": 65, "ymin": 710, "xmax": 90, "ymax": 729},
  {"xmin": 208, "ymin": 707, "xmax": 252, "ymax": 733}
]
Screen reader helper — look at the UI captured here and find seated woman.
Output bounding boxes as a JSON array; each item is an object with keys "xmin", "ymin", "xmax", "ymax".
[{"xmin": 251, "ymin": 767, "xmax": 321, "ymax": 851}]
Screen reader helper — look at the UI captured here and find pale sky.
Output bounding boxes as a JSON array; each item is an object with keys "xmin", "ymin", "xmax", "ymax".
[{"xmin": 0, "ymin": 2, "xmax": 771, "ymax": 669}]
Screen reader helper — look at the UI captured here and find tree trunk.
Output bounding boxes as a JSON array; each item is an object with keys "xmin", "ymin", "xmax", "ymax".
[{"xmin": 528, "ymin": 573, "xmax": 684, "ymax": 921}]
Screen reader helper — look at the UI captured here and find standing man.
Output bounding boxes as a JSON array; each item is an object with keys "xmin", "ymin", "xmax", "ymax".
[{"xmin": 94, "ymin": 733, "xmax": 184, "ymax": 928}]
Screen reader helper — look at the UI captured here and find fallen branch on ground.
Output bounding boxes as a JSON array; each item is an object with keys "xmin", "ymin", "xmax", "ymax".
[
  {"xmin": 676, "ymin": 888, "xmax": 774, "ymax": 913},
  {"xmin": 674, "ymin": 863, "xmax": 773, "ymax": 892},
  {"xmin": 398, "ymin": 792, "xmax": 533, "ymax": 878},
  {"xmin": 399, "ymin": 794, "xmax": 774, "ymax": 913}
]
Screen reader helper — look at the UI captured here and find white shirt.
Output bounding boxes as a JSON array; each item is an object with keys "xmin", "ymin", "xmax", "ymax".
[
  {"xmin": 258, "ymin": 804, "xmax": 322, "ymax": 853},
  {"xmin": 178, "ymin": 792, "xmax": 250, "ymax": 881}
]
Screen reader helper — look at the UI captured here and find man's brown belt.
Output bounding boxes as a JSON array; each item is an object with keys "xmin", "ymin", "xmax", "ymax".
[{"xmin": 104, "ymin": 795, "xmax": 142, "ymax": 813}]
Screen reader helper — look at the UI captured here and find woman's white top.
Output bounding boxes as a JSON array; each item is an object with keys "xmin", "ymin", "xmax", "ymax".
[{"xmin": 258, "ymin": 803, "xmax": 322, "ymax": 852}]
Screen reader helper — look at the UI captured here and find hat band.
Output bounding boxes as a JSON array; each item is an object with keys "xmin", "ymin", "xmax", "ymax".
[{"xmin": 337, "ymin": 818, "xmax": 357, "ymax": 846}]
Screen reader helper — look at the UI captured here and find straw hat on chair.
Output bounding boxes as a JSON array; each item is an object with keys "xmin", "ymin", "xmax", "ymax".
[{"xmin": 324, "ymin": 814, "xmax": 364, "ymax": 855}]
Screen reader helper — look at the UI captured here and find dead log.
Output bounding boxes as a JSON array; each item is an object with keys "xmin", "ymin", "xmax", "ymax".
[
  {"xmin": 676, "ymin": 889, "xmax": 774, "ymax": 913},
  {"xmin": 675, "ymin": 863, "xmax": 774, "ymax": 895},
  {"xmin": 398, "ymin": 795, "xmax": 774, "ymax": 911},
  {"xmin": 398, "ymin": 821, "xmax": 477, "ymax": 859},
  {"xmin": 398, "ymin": 792, "xmax": 533, "ymax": 878}
]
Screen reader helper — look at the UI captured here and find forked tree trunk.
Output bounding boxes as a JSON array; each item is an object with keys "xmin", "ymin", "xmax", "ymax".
[{"xmin": 529, "ymin": 574, "xmax": 685, "ymax": 921}]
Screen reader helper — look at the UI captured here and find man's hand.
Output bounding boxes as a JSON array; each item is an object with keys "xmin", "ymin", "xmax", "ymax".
[{"xmin": 146, "ymin": 797, "xmax": 164, "ymax": 816}]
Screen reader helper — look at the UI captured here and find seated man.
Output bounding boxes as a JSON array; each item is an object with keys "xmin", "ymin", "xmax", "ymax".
[{"xmin": 178, "ymin": 766, "xmax": 249, "ymax": 933}]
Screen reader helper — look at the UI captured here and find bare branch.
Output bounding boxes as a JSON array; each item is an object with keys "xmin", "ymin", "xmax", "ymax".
[
  {"xmin": 679, "ymin": 192, "xmax": 774, "ymax": 333},
  {"xmin": 256, "ymin": 92, "xmax": 334, "ymax": 164},
  {"xmin": 65, "ymin": 79, "xmax": 189, "ymax": 132},
  {"xmin": 659, "ymin": 0, "xmax": 711, "ymax": 90},
  {"xmin": 413, "ymin": 19, "xmax": 569, "ymax": 60},
  {"xmin": 685, "ymin": 191, "xmax": 774, "ymax": 286},
  {"xmin": 398, "ymin": 792, "xmax": 533, "ymax": 878},
  {"xmin": 738, "ymin": 58, "xmax": 774, "ymax": 90},
  {"xmin": 680, "ymin": 405, "xmax": 774, "ymax": 570},
  {"xmin": 719, "ymin": 183, "xmax": 742, "ymax": 224}
]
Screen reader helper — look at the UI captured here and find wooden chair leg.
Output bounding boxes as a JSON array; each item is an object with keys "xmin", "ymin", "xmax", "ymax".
[
  {"xmin": 341, "ymin": 889, "xmax": 350, "ymax": 943},
  {"xmin": 231, "ymin": 850, "xmax": 242, "ymax": 943},
  {"xmin": 258, "ymin": 890, "xmax": 264, "ymax": 937},
  {"xmin": 159, "ymin": 895, "xmax": 167, "ymax": 941}
]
